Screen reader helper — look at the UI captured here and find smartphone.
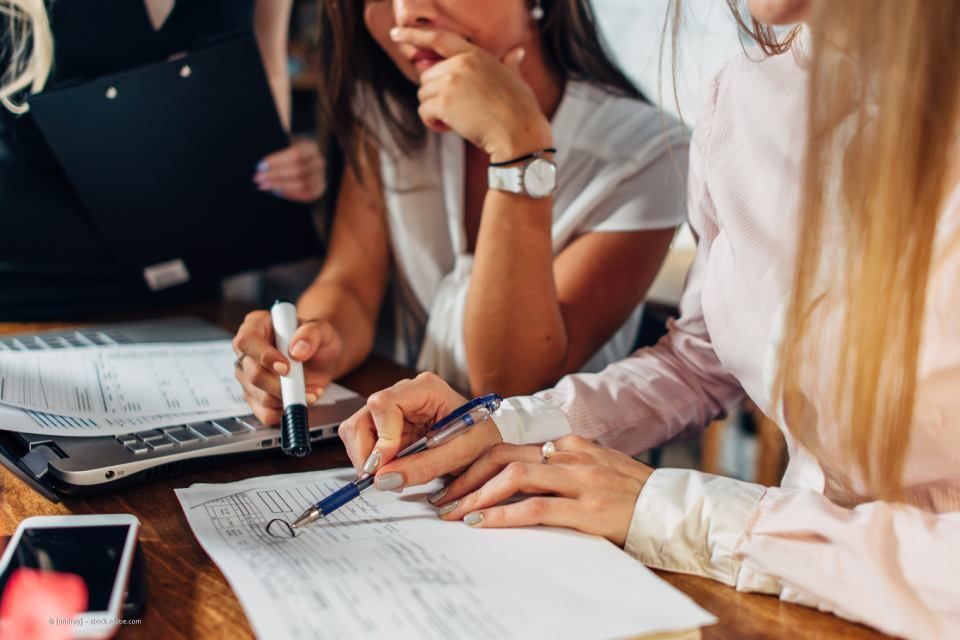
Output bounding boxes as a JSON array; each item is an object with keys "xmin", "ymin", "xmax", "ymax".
[{"xmin": 0, "ymin": 514, "xmax": 140, "ymax": 639}]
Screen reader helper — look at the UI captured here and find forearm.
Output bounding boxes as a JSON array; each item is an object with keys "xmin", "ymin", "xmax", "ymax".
[
  {"xmin": 464, "ymin": 191, "xmax": 567, "ymax": 395},
  {"xmin": 297, "ymin": 280, "xmax": 376, "ymax": 377},
  {"xmin": 254, "ymin": 0, "xmax": 293, "ymax": 131}
]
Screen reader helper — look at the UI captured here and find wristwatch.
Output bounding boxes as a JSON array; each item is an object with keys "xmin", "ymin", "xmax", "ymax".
[{"xmin": 487, "ymin": 150, "xmax": 558, "ymax": 199}]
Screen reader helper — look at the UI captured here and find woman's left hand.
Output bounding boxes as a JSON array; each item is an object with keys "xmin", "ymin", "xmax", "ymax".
[
  {"xmin": 433, "ymin": 435, "xmax": 654, "ymax": 547},
  {"xmin": 254, "ymin": 138, "xmax": 327, "ymax": 203},
  {"xmin": 390, "ymin": 27, "xmax": 552, "ymax": 163}
]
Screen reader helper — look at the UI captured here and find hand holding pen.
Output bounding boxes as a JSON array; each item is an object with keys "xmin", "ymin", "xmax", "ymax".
[{"xmin": 279, "ymin": 393, "xmax": 502, "ymax": 533}]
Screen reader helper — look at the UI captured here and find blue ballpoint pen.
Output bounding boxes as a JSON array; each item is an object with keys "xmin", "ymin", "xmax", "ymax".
[{"xmin": 289, "ymin": 393, "xmax": 502, "ymax": 530}]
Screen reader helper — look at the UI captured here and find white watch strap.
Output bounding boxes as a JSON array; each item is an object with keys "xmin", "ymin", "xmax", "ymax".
[{"xmin": 488, "ymin": 166, "xmax": 524, "ymax": 194}]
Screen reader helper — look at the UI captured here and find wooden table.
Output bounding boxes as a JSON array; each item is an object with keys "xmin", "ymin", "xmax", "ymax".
[{"xmin": 0, "ymin": 305, "xmax": 885, "ymax": 639}]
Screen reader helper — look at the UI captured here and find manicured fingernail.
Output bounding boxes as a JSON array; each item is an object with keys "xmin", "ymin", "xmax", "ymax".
[
  {"xmin": 438, "ymin": 500, "xmax": 460, "ymax": 516},
  {"xmin": 374, "ymin": 472, "xmax": 403, "ymax": 491},
  {"xmin": 362, "ymin": 450, "xmax": 382, "ymax": 475},
  {"xmin": 428, "ymin": 487, "xmax": 447, "ymax": 505},
  {"xmin": 290, "ymin": 341, "xmax": 310, "ymax": 358},
  {"xmin": 257, "ymin": 160, "xmax": 269, "ymax": 172},
  {"xmin": 464, "ymin": 511, "xmax": 484, "ymax": 526},
  {"xmin": 306, "ymin": 392, "xmax": 318, "ymax": 405},
  {"xmin": 272, "ymin": 189, "xmax": 283, "ymax": 197},
  {"xmin": 273, "ymin": 362, "xmax": 289, "ymax": 375}
]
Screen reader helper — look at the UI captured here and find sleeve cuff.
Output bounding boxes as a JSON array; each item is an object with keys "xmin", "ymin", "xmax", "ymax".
[
  {"xmin": 493, "ymin": 395, "xmax": 572, "ymax": 445},
  {"xmin": 623, "ymin": 468, "xmax": 765, "ymax": 586}
]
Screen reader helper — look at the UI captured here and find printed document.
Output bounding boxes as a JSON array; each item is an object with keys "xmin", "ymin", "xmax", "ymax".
[
  {"xmin": 176, "ymin": 469, "xmax": 715, "ymax": 640},
  {"xmin": 0, "ymin": 341, "xmax": 358, "ymax": 436},
  {"xmin": 0, "ymin": 341, "xmax": 246, "ymax": 419}
]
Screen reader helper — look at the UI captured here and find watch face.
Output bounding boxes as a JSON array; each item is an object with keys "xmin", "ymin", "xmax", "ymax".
[{"xmin": 523, "ymin": 158, "xmax": 558, "ymax": 198}]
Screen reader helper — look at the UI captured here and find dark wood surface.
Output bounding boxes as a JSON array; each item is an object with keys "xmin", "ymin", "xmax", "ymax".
[{"xmin": 0, "ymin": 303, "xmax": 885, "ymax": 639}]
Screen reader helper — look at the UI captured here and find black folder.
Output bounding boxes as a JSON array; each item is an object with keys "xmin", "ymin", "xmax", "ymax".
[{"xmin": 28, "ymin": 33, "xmax": 320, "ymax": 291}]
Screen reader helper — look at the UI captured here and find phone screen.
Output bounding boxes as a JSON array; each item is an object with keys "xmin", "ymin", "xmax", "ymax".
[{"xmin": 0, "ymin": 525, "xmax": 131, "ymax": 611}]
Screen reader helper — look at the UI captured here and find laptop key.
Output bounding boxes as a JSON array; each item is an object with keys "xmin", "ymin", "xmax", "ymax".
[
  {"xmin": 125, "ymin": 441, "xmax": 150, "ymax": 455},
  {"xmin": 136, "ymin": 429, "xmax": 166, "ymax": 442},
  {"xmin": 115, "ymin": 434, "xmax": 139, "ymax": 446},
  {"xmin": 212, "ymin": 418, "xmax": 253, "ymax": 435},
  {"xmin": 146, "ymin": 437, "xmax": 175, "ymax": 451},
  {"xmin": 190, "ymin": 422, "xmax": 227, "ymax": 440},
  {"xmin": 235, "ymin": 415, "xmax": 271, "ymax": 431},
  {"xmin": 164, "ymin": 426, "xmax": 201, "ymax": 445}
]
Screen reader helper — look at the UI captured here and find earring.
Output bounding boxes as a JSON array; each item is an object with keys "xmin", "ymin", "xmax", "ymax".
[{"xmin": 531, "ymin": 0, "xmax": 544, "ymax": 20}]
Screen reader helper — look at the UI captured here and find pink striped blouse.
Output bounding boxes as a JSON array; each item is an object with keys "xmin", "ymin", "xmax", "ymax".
[{"xmin": 492, "ymin": 45, "xmax": 960, "ymax": 638}]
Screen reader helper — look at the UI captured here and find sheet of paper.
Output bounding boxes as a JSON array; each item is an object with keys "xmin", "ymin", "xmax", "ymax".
[
  {"xmin": 0, "ymin": 341, "xmax": 247, "ymax": 419},
  {"xmin": 176, "ymin": 469, "xmax": 715, "ymax": 640},
  {"xmin": 0, "ymin": 383, "xmax": 358, "ymax": 437}
]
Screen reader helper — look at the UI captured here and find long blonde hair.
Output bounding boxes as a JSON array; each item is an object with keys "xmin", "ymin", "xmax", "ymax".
[
  {"xmin": 1, "ymin": 0, "xmax": 53, "ymax": 114},
  {"xmin": 669, "ymin": 0, "xmax": 960, "ymax": 499},
  {"xmin": 778, "ymin": 0, "xmax": 960, "ymax": 499}
]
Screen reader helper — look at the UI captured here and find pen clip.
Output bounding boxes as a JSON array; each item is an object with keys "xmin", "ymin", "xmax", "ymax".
[{"xmin": 429, "ymin": 393, "xmax": 502, "ymax": 432}]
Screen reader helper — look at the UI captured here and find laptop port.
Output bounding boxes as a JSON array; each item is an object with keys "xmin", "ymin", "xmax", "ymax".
[{"xmin": 261, "ymin": 439, "xmax": 273, "ymax": 448}]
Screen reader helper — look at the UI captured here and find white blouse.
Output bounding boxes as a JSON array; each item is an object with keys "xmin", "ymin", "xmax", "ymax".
[{"xmin": 374, "ymin": 81, "xmax": 689, "ymax": 392}]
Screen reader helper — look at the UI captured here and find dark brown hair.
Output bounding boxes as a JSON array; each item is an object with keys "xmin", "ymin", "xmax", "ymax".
[{"xmin": 317, "ymin": 0, "xmax": 644, "ymax": 174}]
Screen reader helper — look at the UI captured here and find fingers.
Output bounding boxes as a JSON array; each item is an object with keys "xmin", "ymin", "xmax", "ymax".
[
  {"xmin": 235, "ymin": 353, "xmax": 282, "ymax": 399},
  {"xmin": 288, "ymin": 320, "xmax": 341, "ymax": 364},
  {"xmin": 378, "ymin": 419, "xmax": 501, "ymax": 490},
  {"xmin": 254, "ymin": 139, "xmax": 327, "ymax": 202},
  {"xmin": 417, "ymin": 99, "xmax": 450, "ymax": 133},
  {"xmin": 338, "ymin": 407, "xmax": 379, "ymax": 472},
  {"xmin": 436, "ymin": 443, "xmax": 541, "ymax": 505},
  {"xmin": 242, "ymin": 389, "xmax": 281, "ymax": 426},
  {"xmin": 389, "ymin": 26, "xmax": 474, "ymax": 59},
  {"xmin": 233, "ymin": 311, "xmax": 288, "ymax": 374},
  {"xmin": 462, "ymin": 496, "xmax": 580, "ymax": 530},
  {"xmin": 440, "ymin": 462, "xmax": 581, "ymax": 521},
  {"xmin": 500, "ymin": 46, "xmax": 525, "ymax": 69}
]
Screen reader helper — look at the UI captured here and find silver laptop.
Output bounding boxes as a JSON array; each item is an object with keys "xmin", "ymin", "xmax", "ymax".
[{"xmin": 0, "ymin": 317, "xmax": 365, "ymax": 502}]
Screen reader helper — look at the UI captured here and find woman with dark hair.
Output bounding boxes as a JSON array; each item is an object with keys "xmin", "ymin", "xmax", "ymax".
[{"xmin": 234, "ymin": 0, "xmax": 688, "ymax": 421}]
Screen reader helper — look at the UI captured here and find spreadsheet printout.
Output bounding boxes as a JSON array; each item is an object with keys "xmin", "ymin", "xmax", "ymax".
[
  {"xmin": 0, "ymin": 340, "xmax": 246, "ymax": 419},
  {"xmin": 176, "ymin": 468, "xmax": 715, "ymax": 640}
]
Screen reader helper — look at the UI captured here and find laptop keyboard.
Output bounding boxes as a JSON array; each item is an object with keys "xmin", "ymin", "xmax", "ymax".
[
  {"xmin": 115, "ymin": 417, "xmax": 270, "ymax": 455},
  {"xmin": 0, "ymin": 329, "xmax": 135, "ymax": 351}
]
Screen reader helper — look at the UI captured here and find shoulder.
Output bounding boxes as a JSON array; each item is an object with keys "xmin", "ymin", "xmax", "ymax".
[
  {"xmin": 556, "ymin": 81, "xmax": 689, "ymax": 170},
  {"xmin": 697, "ymin": 42, "xmax": 809, "ymax": 161}
]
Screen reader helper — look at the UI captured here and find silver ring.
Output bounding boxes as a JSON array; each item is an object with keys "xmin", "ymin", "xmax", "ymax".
[
  {"xmin": 234, "ymin": 353, "xmax": 248, "ymax": 370},
  {"xmin": 540, "ymin": 441, "xmax": 556, "ymax": 464}
]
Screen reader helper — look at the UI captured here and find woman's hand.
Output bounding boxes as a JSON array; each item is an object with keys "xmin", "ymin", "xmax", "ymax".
[
  {"xmin": 390, "ymin": 27, "xmax": 553, "ymax": 163},
  {"xmin": 254, "ymin": 138, "xmax": 327, "ymax": 203},
  {"xmin": 232, "ymin": 310, "xmax": 342, "ymax": 424},
  {"xmin": 337, "ymin": 372, "xmax": 503, "ymax": 490},
  {"xmin": 433, "ymin": 436, "xmax": 654, "ymax": 547}
]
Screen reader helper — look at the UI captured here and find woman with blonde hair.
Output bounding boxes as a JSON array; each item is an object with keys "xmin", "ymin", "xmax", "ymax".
[{"xmin": 336, "ymin": 0, "xmax": 960, "ymax": 636}]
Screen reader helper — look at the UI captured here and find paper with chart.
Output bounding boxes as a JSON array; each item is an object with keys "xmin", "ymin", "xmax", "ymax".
[
  {"xmin": 176, "ymin": 469, "xmax": 715, "ymax": 640},
  {"xmin": 0, "ymin": 341, "xmax": 246, "ymax": 419},
  {"xmin": 0, "ymin": 340, "xmax": 359, "ymax": 436}
]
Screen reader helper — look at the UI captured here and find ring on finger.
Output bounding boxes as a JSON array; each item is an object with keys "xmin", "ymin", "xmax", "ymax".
[
  {"xmin": 541, "ymin": 441, "xmax": 557, "ymax": 464},
  {"xmin": 234, "ymin": 353, "xmax": 248, "ymax": 370}
]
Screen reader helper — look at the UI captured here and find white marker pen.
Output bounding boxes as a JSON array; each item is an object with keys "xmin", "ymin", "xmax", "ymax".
[{"xmin": 270, "ymin": 299, "xmax": 311, "ymax": 457}]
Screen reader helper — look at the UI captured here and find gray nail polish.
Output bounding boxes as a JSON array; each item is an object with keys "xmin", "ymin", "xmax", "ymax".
[
  {"xmin": 362, "ymin": 450, "xmax": 382, "ymax": 475},
  {"xmin": 464, "ymin": 511, "xmax": 484, "ymax": 526},
  {"xmin": 257, "ymin": 160, "xmax": 269, "ymax": 172},
  {"xmin": 428, "ymin": 487, "xmax": 447, "ymax": 505},
  {"xmin": 374, "ymin": 472, "xmax": 404, "ymax": 491},
  {"xmin": 438, "ymin": 500, "xmax": 460, "ymax": 516}
]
